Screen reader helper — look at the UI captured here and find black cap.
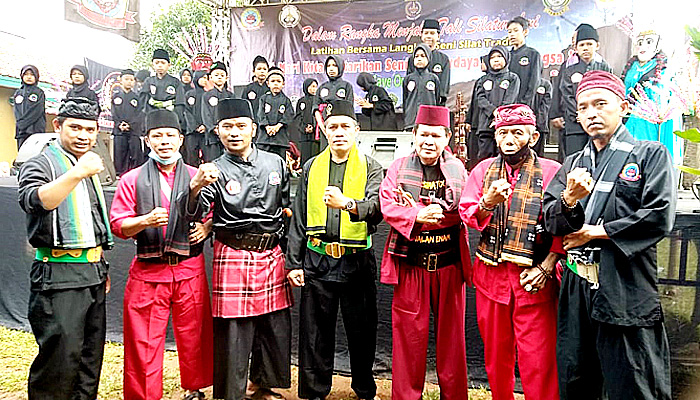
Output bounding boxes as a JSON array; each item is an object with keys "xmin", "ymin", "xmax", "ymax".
[
  {"xmin": 209, "ymin": 61, "xmax": 227, "ymax": 74},
  {"xmin": 146, "ymin": 109, "xmax": 180, "ymax": 132},
  {"xmin": 216, "ymin": 98, "xmax": 254, "ymax": 123},
  {"xmin": 58, "ymin": 98, "xmax": 100, "ymax": 121},
  {"xmin": 152, "ymin": 48, "xmax": 170, "ymax": 62},
  {"xmin": 135, "ymin": 69, "xmax": 150, "ymax": 81},
  {"xmin": 121, "ymin": 68, "xmax": 135, "ymax": 76},
  {"xmin": 422, "ymin": 19, "xmax": 440, "ymax": 31},
  {"xmin": 576, "ymin": 24, "xmax": 599, "ymax": 43},
  {"xmin": 322, "ymin": 100, "xmax": 356, "ymax": 121},
  {"xmin": 252, "ymin": 55, "xmax": 268, "ymax": 68},
  {"xmin": 266, "ymin": 67, "xmax": 284, "ymax": 81}
]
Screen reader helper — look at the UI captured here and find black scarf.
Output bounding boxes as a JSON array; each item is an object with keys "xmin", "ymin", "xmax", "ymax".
[{"xmin": 135, "ymin": 158, "xmax": 197, "ymax": 259}]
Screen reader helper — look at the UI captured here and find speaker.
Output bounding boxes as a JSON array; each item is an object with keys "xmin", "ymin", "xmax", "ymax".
[{"xmin": 13, "ymin": 132, "xmax": 117, "ymax": 186}]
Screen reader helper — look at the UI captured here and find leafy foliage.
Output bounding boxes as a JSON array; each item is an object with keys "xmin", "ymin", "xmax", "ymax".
[
  {"xmin": 686, "ymin": 25, "xmax": 700, "ymax": 62},
  {"xmin": 131, "ymin": 0, "xmax": 212, "ymax": 73}
]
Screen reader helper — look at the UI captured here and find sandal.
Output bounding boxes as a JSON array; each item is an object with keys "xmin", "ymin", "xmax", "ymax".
[{"xmin": 252, "ymin": 388, "xmax": 285, "ymax": 400}]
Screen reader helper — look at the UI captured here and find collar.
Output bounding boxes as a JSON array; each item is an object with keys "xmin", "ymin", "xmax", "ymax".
[{"xmin": 224, "ymin": 145, "xmax": 259, "ymax": 163}]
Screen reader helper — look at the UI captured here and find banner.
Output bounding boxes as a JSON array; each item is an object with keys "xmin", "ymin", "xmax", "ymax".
[
  {"xmin": 85, "ymin": 58, "xmax": 122, "ymax": 131},
  {"xmin": 229, "ymin": 0, "xmax": 632, "ymax": 108},
  {"xmin": 65, "ymin": 0, "xmax": 140, "ymax": 42}
]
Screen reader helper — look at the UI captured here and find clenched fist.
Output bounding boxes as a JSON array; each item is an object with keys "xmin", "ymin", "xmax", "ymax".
[
  {"xmin": 416, "ymin": 203, "xmax": 445, "ymax": 225},
  {"xmin": 563, "ymin": 167, "xmax": 593, "ymax": 207},
  {"xmin": 144, "ymin": 207, "xmax": 169, "ymax": 228},
  {"xmin": 191, "ymin": 163, "xmax": 219, "ymax": 190},
  {"xmin": 74, "ymin": 151, "xmax": 104, "ymax": 179},
  {"xmin": 482, "ymin": 178, "xmax": 511, "ymax": 209}
]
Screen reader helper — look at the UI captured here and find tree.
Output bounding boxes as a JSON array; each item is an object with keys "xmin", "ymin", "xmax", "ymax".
[{"xmin": 131, "ymin": 0, "xmax": 212, "ymax": 73}]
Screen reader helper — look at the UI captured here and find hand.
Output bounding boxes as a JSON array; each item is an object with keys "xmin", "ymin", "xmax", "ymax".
[
  {"xmin": 563, "ymin": 167, "xmax": 593, "ymax": 206},
  {"xmin": 144, "ymin": 207, "xmax": 169, "ymax": 228},
  {"xmin": 519, "ymin": 267, "xmax": 547, "ymax": 293},
  {"xmin": 305, "ymin": 124, "xmax": 314, "ymax": 133},
  {"xmin": 551, "ymin": 117, "xmax": 565, "ymax": 130},
  {"xmin": 323, "ymin": 186, "xmax": 349, "ymax": 209},
  {"xmin": 189, "ymin": 222, "xmax": 210, "ymax": 244},
  {"xmin": 119, "ymin": 121, "xmax": 129, "ymax": 131},
  {"xmin": 197, "ymin": 125, "xmax": 206, "ymax": 134},
  {"xmin": 190, "ymin": 163, "xmax": 219, "ymax": 190},
  {"xmin": 416, "ymin": 203, "xmax": 445, "ymax": 225},
  {"xmin": 563, "ymin": 224, "xmax": 608, "ymax": 250},
  {"xmin": 74, "ymin": 151, "xmax": 104, "ymax": 179},
  {"xmin": 483, "ymin": 178, "xmax": 511, "ymax": 208},
  {"xmin": 287, "ymin": 269, "xmax": 305, "ymax": 287},
  {"xmin": 105, "ymin": 274, "xmax": 111, "ymax": 294},
  {"xmin": 283, "ymin": 208, "xmax": 293, "ymax": 217},
  {"xmin": 392, "ymin": 187, "xmax": 416, "ymax": 207}
]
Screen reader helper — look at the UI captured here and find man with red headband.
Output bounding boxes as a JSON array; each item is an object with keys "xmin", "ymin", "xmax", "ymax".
[
  {"xmin": 460, "ymin": 103, "xmax": 562, "ymax": 400},
  {"xmin": 543, "ymin": 70, "xmax": 675, "ymax": 400},
  {"xmin": 380, "ymin": 105, "xmax": 470, "ymax": 400}
]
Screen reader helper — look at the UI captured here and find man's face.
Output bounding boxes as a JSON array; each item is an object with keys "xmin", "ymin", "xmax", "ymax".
[
  {"xmin": 636, "ymin": 34, "xmax": 660, "ymax": 63},
  {"xmin": 22, "ymin": 70, "xmax": 36, "ymax": 85},
  {"xmin": 210, "ymin": 69, "xmax": 227, "ymax": 88},
  {"xmin": 254, "ymin": 62, "xmax": 268, "ymax": 82},
  {"xmin": 421, "ymin": 28, "xmax": 440, "ymax": 49},
  {"xmin": 152, "ymin": 59, "xmax": 170, "ymax": 75},
  {"xmin": 489, "ymin": 52, "xmax": 506, "ymax": 71},
  {"xmin": 326, "ymin": 59, "xmax": 339, "ymax": 78},
  {"xmin": 268, "ymin": 75, "xmax": 284, "ymax": 94},
  {"xmin": 145, "ymin": 127, "xmax": 183, "ymax": 159},
  {"xmin": 55, "ymin": 117, "xmax": 98, "ymax": 157},
  {"xmin": 414, "ymin": 124, "xmax": 450, "ymax": 165},
  {"xmin": 507, "ymin": 23, "xmax": 527, "ymax": 47},
  {"xmin": 577, "ymin": 88, "xmax": 628, "ymax": 141},
  {"xmin": 324, "ymin": 116, "xmax": 358, "ymax": 155},
  {"xmin": 308, "ymin": 81, "xmax": 318, "ymax": 96},
  {"xmin": 71, "ymin": 70, "xmax": 85, "ymax": 85},
  {"xmin": 217, "ymin": 117, "xmax": 256, "ymax": 156},
  {"xmin": 121, "ymin": 74, "xmax": 135, "ymax": 91},
  {"xmin": 575, "ymin": 40, "xmax": 599, "ymax": 63},
  {"xmin": 495, "ymin": 125, "xmax": 537, "ymax": 155},
  {"xmin": 414, "ymin": 49, "xmax": 429, "ymax": 69},
  {"xmin": 181, "ymin": 70, "xmax": 192, "ymax": 84}
]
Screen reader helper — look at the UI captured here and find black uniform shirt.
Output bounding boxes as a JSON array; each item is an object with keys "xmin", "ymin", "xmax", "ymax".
[
  {"xmin": 402, "ymin": 69, "xmax": 441, "ymax": 130},
  {"xmin": 243, "ymin": 81, "xmax": 270, "ymax": 122},
  {"xmin": 13, "ymin": 84, "xmax": 46, "ymax": 138},
  {"xmin": 256, "ymin": 91, "xmax": 295, "ymax": 148},
  {"xmin": 197, "ymin": 146, "xmax": 290, "ymax": 234},
  {"xmin": 407, "ymin": 49, "xmax": 451, "ymax": 104},
  {"xmin": 18, "ymin": 149, "xmax": 111, "ymax": 291},
  {"xmin": 201, "ymin": 87, "xmax": 235, "ymax": 144},
  {"xmin": 510, "ymin": 44, "xmax": 543, "ymax": 107},
  {"xmin": 111, "ymin": 89, "xmax": 143, "ymax": 136},
  {"xmin": 286, "ymin": 155, "xmax": 383, "ymax": 282}
]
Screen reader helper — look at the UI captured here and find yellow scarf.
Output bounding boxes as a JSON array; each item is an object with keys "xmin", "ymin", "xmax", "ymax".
[{"xmin": 307, "ymin": 144, "xmax": 368, "ymax": 247}]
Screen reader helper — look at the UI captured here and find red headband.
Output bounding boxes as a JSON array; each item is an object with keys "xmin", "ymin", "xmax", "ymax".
[
  {"xmin": 576, "ymin": 70, "xmax": 626, "ymax": 100},
  {"xmin": 493, "ymin": 104, "xmax": 536, "ymax": 129}
]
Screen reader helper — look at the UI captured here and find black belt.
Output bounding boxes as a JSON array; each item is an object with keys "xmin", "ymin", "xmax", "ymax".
[
  {"xmin": 404, "ymin": 249, "xmax": 459, "ymax": 272},
  {"xmin": 140, "ymin": 253, "xmax": 194, "ymax": 266},
  {"xmin": 216, "ymin": 230, "xmax": 280, "ymax": 252}
]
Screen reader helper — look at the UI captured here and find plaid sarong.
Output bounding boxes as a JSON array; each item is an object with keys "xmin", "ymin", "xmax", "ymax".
[
  {"xmin": 212, "ymin": 240, "xmax": 293, "ymax": 318},
  {"xmin": 476, "ymin": 150, "xmax": 543, "ymax": 267},
  {"xmin": 386, "ymin": 150, "xmax": 466, "ymax": 257}
]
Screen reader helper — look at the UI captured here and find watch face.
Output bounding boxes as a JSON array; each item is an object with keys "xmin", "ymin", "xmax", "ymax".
[{"xmin": 345, "ymin": 200, "xmax": 354, "ymax": 210}]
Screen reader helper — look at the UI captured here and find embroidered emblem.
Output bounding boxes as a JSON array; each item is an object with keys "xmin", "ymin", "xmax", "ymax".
[
  {"xmin": 29, "ymin": 94, "xmax": 39, "ymax": 102},
  {"xmin": 15, "ymin": 95, "xmax": 24, "ymax": 104},
  {"xmin": 519, "ymin": 57, "xmax": 530, "ymax": 66},
  {"xmin": 150, "ymin": 85, "xmax": 157, "ymax": 95},
  {"xmin": 500, "ymin": 80, "xmax": 510, "ymax": 90},
  {"xmin": 166, "ymin": 85, "xmax": 176, "ymax": 95},
  {"xmin": 269, "ymin": 171, "xmax": 282, "ymax": 185},
  {"xmin": 114, "ymin": 97, "xmax": 123, "ymax": 105},
  {"xmin": 300, "ymin": 102, "xmax": 306, "ymax": 110},
  {"xmin": 571, "ymin": 72, "xmax": 583, "ymax": 83},
  {"xmin": 248, "ymin": 91, "xmax": 256, "ymax": 100},
  {"xmin": 426, "ymin": 81, "xmax": 436, "ymax": 91},
  {"xmin": 337, "ymin": 88, "xmax": 346, "ymax": 98},
  {"xmin": 483, "ymin": 80, "xmax": 493, "ymax": 91},
  {"xmin": 372, "ymin": 95, "xmax": 378, "ymax": 102},
  {"xmin": 265, "ymin": 103, "xmax": 272, "ymax": 113},
  {"xmin": 407, "ymin": 80, "xmax": 416, "ymax": 92},
  {"xmin": 320, "ymin": 87, "xmax": 329, "ymax": 98},
  {"xmin": 537, "ymin": 86, "xmax": 546, "ymax": 94},
  {"xmin": 187, "ymin": 96, "xmax": 195, "ymax": 105},
  {"xmin": 226, "ymin": 180, "xmax": 242, "ymax": 195},
  {"xmin": 209, "ymin": 96, "xmax": 219, "ymax": 107},
  {"xmin": 130, "ymin": 99, "xmax": 139, "ymax": 107},
  {"xmin": 619, "ymin": 163, "xmax": 641, "ymax": 181},
  {"xmin": 279, "ymin": 104, "xmax": 286, "ymax": 113},
  {"xmin": 433, "ymin": 64, "xmax": 443, "ymax": 73}
]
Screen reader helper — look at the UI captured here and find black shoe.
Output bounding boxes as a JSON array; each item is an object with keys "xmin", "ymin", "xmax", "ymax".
[{"xmin": 183, "ymin": 390, "xmax": 206, "ymax": 400}]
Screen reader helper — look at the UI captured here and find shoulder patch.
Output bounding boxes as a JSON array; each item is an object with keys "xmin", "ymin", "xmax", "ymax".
[
  {"xmin": 433, "ymin": 64, "xmax": 443, "ymax": 73},
  {"xmin": 519, "ymin": 57, "xmax": 530, "ymax": 66},
  {"xmin": 571, "ymin": 72, "xmax": 583, "ymax": 84},
  {"xmin": 483, "ymin": 80, "xmax": 493, "ymax": 91},
  {"xmin": 248, "ymin": 91, "xmax": 256, "ymax": 100},
  {"xmin": 537, "ymin": 86, "xmax": 546, "ymax": 94},
  {"xmin": 187, "ymin": 96, "xmax": 196, "ymax": 105},
  {"xmin": 268, "ymin": 171, "xmax": 282, "ymax": 185},
  {"xmin": 28, "ymin": 93, "xmax": 39, "ymax": 102},
  {"xmin": 264, "ymin": 103, "xmax": 272, "ymax": 113},
  {"xmin": 407, "ymin": 80, "xmax": 416, "ymax": 92},
  {"xmin": 300, "ymin": 102, "xmax": 306, "ymax": 110},
  {"xmin": 130, "ymin": 98, "xmax": 139, "ymax": 107},
  {"xmin": 113, "ymin": 96, "xmax": 123, "ymax": 105},
  {"xmin": 619, "ymin": 163, "xmax": 641, "ymax": 182},
  {"xmin": 14, "ymin": 95, "xmax": 24, "ymax": 104}
]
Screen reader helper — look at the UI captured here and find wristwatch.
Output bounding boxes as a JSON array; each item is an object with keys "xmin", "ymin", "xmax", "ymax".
[{"xmin": 344, "ymin": 199, "xmax": 356, "ymax": 211}]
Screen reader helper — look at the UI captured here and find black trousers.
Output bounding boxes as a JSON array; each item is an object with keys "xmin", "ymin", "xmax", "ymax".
[
  {"xmin": 113, "ymin": 134, "xmax": 144, "ymax": 176},
  {"xmin": 182, "ymin": 133, "xmax": 203, "ymax": 166},
  {"xmin": 213, "ymin": 308, "xmax": 292, "ymax": 400},
  {"xmin": 202, "ymin": 141, "xmax": 223, "ymax": 162},
  {"xmin": 477, "ymin": 130, "xmax": 497, "ymax": 162},
  {"xmin": 257, "ymin": 144, "xmax": 288, "ymax": 161},
  {"xmin": 557, "ymin": 268, "xmax": 672, "ymax": 400},
  {"xmin": 27, "ymin": 282, "xmax": 107, "ymax": 400},
  {"xmin": 299, "ymin": 140, "xmax": 320, "ymax": 166},
  {"xmin": 298, "ymin": 273, "xmax": 378, "ymax": 399},
  {"xmin": 562, "ymin": 132, "xmax": 589, "ymax": 158}
]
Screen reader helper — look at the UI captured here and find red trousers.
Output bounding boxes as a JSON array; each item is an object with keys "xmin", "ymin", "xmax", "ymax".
[
  {"xmin": 391, "ymin": 264, "xmax": 468, "ymax": 400},
  {"xmin": 123, "ymin": 273, "xmax": 214, "ymax": 400},
  {"xmin": 476, "ymin": 290, "xmax": 559, "ymax": 400}
]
